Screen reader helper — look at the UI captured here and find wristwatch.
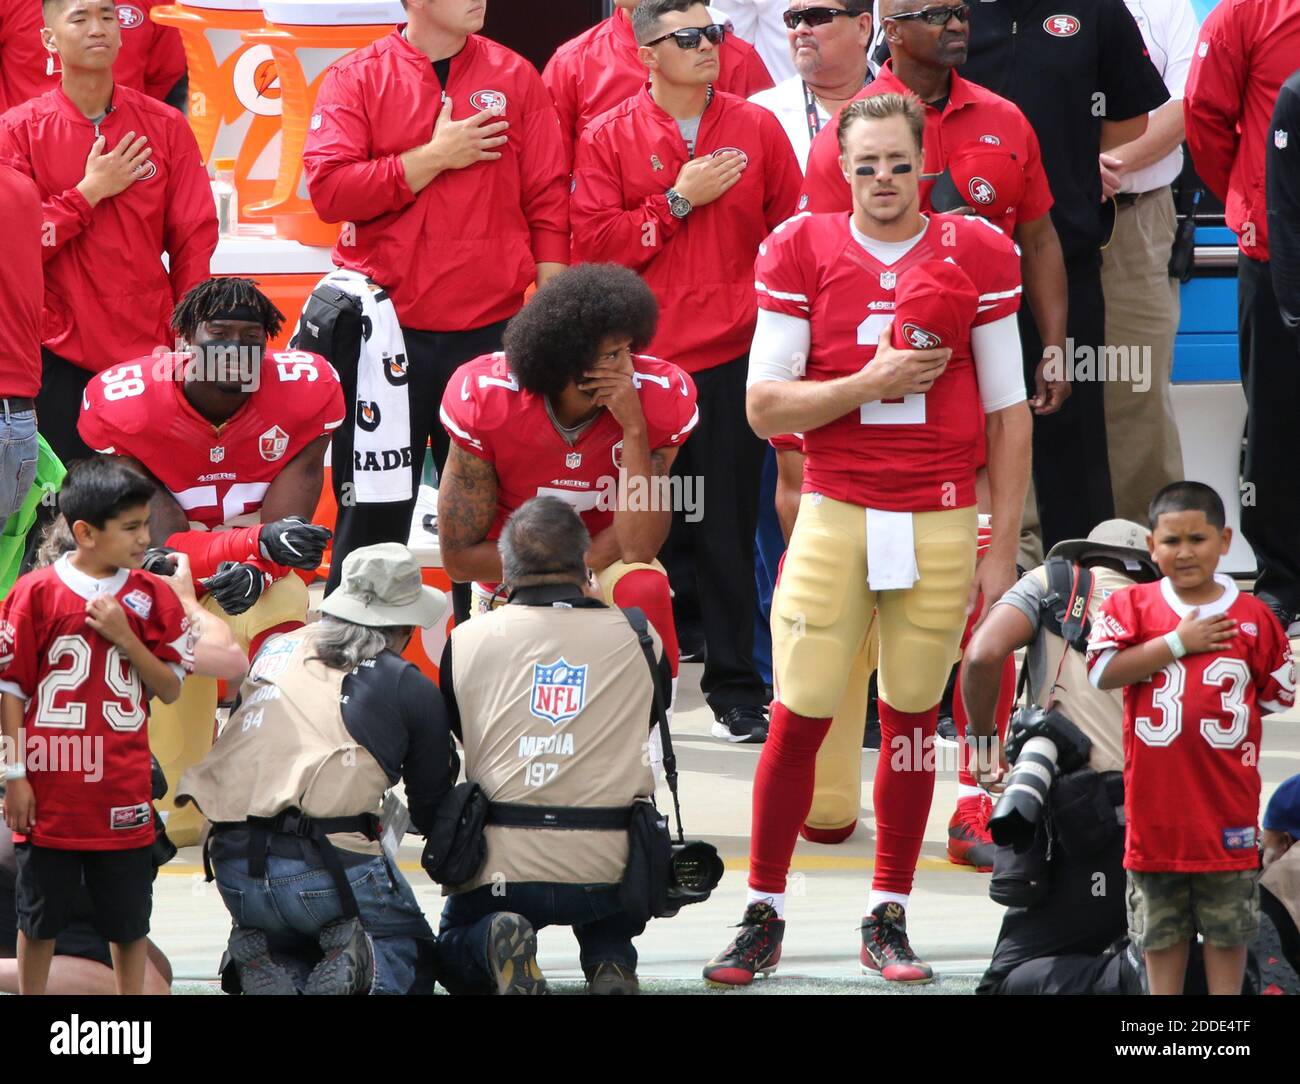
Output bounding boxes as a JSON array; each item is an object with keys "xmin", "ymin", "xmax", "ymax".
[{"xmin": 666, "ymin": 188, "xmax": 693, "ymax": 219}]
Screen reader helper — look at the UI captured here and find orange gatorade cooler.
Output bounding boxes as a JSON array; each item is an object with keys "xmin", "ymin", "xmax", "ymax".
[
  {"xmin": 242, "ymin": 0, "xmax": 404, "ymax": 247},
  {"xmin": 151, "ymin": 0, "xmax": 281, "ymax": 221}
]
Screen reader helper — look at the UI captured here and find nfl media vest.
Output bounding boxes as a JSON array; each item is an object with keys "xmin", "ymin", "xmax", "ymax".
[
  {"xmin": 449, "ymin": 603, "xmax": 658, "ymax": 892},
  {"xmin": 176, "ymin": 628, "xmax": 389, "ymax": 856}
]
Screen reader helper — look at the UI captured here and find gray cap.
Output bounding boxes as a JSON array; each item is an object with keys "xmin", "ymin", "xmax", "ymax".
[
  {"xmin": 1046, "ymin": 519, "xmax": 1159, "ymax": 578},
  {"xmin": 319, "ymin": 543, "xmax": 446, "ymax": 628}
]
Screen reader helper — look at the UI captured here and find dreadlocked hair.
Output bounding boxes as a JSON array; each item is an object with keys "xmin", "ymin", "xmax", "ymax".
[{"xmin": 171, "ymin": 277, "xmax": 285, "ymax": 342}]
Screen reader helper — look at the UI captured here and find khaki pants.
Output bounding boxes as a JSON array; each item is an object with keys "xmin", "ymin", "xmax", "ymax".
[{"xmin": 1100, "ymin": 187, "xmax": 1185, "ymax": 525}]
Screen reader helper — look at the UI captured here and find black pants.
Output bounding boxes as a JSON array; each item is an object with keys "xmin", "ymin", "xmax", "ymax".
[
  {"xmin": 663, "ymin": 356, "xmax": 766, "ymax": 713},
  {"xmin": 1238, "ymin": 254, "xmax": 1300, "ymax": 617},
  {"xmin": 36, "ymin": 349, "xmax": 95, "ymax": 467},
  {"xmin": 326, "ymin": 319, "xmax": 509, "ymax": 597},
  {"xmin": 977, "ymin": 829, "xmax": 1127, "ymax": 995},
  {"xmin": 1019, "ymin": 259, "xmax": 1114, "ymax": 550}
]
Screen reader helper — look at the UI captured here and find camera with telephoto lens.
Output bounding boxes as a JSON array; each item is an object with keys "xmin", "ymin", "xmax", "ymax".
[{"xmin": 988, "ymin": 705, "xmax": 1093, "ymax": 851}]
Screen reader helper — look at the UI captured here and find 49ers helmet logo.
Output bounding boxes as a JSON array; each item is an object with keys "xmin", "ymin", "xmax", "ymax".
[
  {"xmin": 470, "ymin": 90, "xmax": 508, "ymax": 115},
  {"xmin": 116, "ymin": 4, "xmax": 144, "ymax": 29},
  {"xmin": 968, "ymin": 176, "xmax": 996, "ymax": 206},
  {"xmin": 134, "ymin": 160, "xmax": 158, "ymax": 180},
  {"xmin": 902, "ymin": 324, "xmax": 941, "ymax": 349},
  {"xmin": 1043, "ymin": 15, "xmax": 1080, "ymax": 36}
]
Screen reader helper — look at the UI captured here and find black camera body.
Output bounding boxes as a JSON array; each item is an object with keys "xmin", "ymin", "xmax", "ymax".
[{"xmin": 988, "ymin": 705, "xmax": 1093, "ymax": 851}]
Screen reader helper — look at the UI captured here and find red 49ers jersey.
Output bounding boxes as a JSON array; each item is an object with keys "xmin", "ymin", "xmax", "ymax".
[
  {"xmin": 439, "ymin": 352, "xmax": 698, "ymax": 540},
  {"xmin": 0, "ymin": 559, "xmax": 194, "ymax": 851},
  {"xmin": 78, "ymin": 351, "xmax": 345, "ymax": 531},
  {"xmin": 755, "ymin": 212, "xmax": 1022, "ymax": 511},
  {"xmin": 1086, "ymin": 577, "xmax": 1296, "ymax": 872}
]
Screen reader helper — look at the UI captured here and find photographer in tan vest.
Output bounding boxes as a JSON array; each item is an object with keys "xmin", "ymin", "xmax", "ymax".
[
  {"xmin": 437, "ymin": 497, "xmax": 666, "ymax": 996},
  {"xmin": 178, "ymin": 544, "xmax": 458, "ymax": 996}
]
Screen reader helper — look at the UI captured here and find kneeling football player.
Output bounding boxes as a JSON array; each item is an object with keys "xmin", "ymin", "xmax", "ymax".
[{"xmin": 78, "ymin": 278, "xmax": 344, "ymax": 845}]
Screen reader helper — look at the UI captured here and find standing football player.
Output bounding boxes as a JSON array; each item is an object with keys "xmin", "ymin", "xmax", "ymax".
[
  {"xmin": 704, "ymin": 92, "xmax": 1031, "ymax": 985},
  {"xmin": 438, "ymin": 263, "xmax": 696, "ymax": 723},
  {"xmin": 77, "ymin": 278, "xmax": 343, "ymax": 844}
]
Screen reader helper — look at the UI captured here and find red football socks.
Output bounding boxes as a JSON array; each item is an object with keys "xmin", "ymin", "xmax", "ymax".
[
  {"xmin": 748, "ymin": 703, "xmax": 832, "ymax": 894},
  {"xmin": 872, "ymin": 701, "xmax": 939, "ymax": 895},
  {"xmin": 611, "ymin": 568, "xmax": 679, "ymax": 677}
]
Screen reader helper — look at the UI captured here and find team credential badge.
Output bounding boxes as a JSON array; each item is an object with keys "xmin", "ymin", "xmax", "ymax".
[
  {"xmin": 880, "ymin": 271, "xmax": 896, "ymax": 290},
  {"xmin": 530, "ymin": 659, "xmax": 588, "ymax": 725},
  {"xmin": 259, "ymin": 425, "xmax": 290, "ymax": 461},
  {"xmin": 566, "ymin": 452, "xmax": 582, "ymax": 469}
]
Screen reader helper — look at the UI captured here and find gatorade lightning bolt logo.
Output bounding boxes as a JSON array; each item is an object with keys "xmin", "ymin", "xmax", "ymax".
[
  {"xmin": 232, "ymin": 45, "xmax": 283, "ymax": 118},
  {"xmin": 116, "ymin": 5, "xmax": 145, "ymax": 29}
]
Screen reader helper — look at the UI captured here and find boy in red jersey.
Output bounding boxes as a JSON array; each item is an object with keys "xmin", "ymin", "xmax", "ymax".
[
  {"xmin": 0, "ymin": 457, "xmax": 193, "ymax": 995},
  {"xmin": 1087, "ymin": 481, "xmax": 1296, "ymax": 995}
]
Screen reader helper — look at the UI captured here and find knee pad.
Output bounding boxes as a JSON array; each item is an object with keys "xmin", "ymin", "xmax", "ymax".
[{"xmin": 772, "ymin": 526, "xmax": 867, "ymax": 718}]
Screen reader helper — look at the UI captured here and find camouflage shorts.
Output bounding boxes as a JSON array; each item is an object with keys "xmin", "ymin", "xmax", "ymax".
[{"xmin": 1127, "ymin": 869, "xmax": 1260, "ymax": 951}]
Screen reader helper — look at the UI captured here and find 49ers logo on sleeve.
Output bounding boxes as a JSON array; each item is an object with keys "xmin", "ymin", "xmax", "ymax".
[
  {"xmin": 902, "ymin": 324, "xmax": 941, "ymax": 349},
  {"xmin": 259, "ymin": 425, "xmax": 290, "ymax": 462},
  {"xmin": 1043, "ymin": 15, "xmax": 1080, "ymax": 36},
  {"xmin": 470, "ymin": 90, "xmax": 508, "ymax": 115},
  {"xmin": 116, "ymin": 4, "xmax": 145, "ymax": 29},
  {"xmin": 968, "ymin": 177, "xmax": 996, "ymax": 206}
]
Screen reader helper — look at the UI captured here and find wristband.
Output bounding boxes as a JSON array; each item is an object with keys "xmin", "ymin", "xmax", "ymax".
[
  {"xmin": 1163, "ymin": 630, "xmax": 1188, "ymax": 660},
  {"xmin": 4, "ymin": 763, "xmax": 26, "ymax": 781}
]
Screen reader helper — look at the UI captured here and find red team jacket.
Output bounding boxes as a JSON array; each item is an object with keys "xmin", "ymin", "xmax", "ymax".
[
  {"xmin": 754, "ymin": 211, "xmax": 1022, "ymax": 511},
  {"xmin": 0, "ymin": 559, "xmax": 194, "ymax": 850},
  {"xmin": 303, "ymin": 31, "xmax": 570, "ymax": 333},
  {"xmin": 0, "ymin": 160, "xmax": 42, "ymax": 398},
  {"xmin": 572, "ymin": 87, "xmax": 802, "ymax": 373},
  {"xmin": 440, "ymin": 351, "xmax": 698, "ymax": 543},
  {"xmin": 1086, "ymin": 577, "xmax": 1295, "ymax": 872},
  {"xmin": 0, "ymin": 0, "xmax": 187, "ymax": 113},
  {"xmin": 1184, "ymin": 0, "xmax": 1300, "ymax": 261},
  {"xmin": 0, "ymin": 85, "xmax": 216, "ymax": 373},
  {"xmin": 78, "ymin": 350, "xmax": 343, "ymax": 544},
  {"xmin": 801, "ymin": 62, "xmax": 1054, "ymax": 236},
  {"xmin": 541, "ymin": 10, "xmax": 773, "ymax": 167}
]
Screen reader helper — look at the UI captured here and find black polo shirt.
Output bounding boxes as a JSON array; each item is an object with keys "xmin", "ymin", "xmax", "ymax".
[
  {"xmin": 958, "ymin": 0, "xmax": 1169, "ymax": 266},
  {"xmin": 1268, "ymin": 67, "xmax": 1300, "ymax": 342}
]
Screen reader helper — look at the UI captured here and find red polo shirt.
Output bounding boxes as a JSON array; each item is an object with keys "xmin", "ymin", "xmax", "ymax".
[
  {"xmin": 801, "ymin": 61, "xmax": 1053, "ymax": 235},
  {"xmin": 1184, "ymin": 0, "xmax": 1300, "ymax": 261},
  {"xmin": 543, "ymin": 10, "xmax": 773, "ymax": 168}
]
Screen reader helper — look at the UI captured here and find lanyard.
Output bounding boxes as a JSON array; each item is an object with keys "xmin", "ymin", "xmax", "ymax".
[{"xmin": 802, "ymin": 80, "xmax": 824, "ymax": 142}]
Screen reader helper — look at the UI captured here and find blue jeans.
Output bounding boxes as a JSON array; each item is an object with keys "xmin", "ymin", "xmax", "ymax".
[
  {"xmin": 438, "ymin": 882, "xmax": 645, "ymax": 994},
  {"xmin": 0, "ymin": 408, "xmax": 38, "ymax": 521},
  {"xmin": 213, "ymin": 850, "xmax": 436, "ymax": 995}
]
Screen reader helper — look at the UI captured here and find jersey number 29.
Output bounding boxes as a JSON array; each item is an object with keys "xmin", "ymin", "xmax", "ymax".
[{"xmin": 34, "ymin": 635, "xmax": 145, "ymax": 732}]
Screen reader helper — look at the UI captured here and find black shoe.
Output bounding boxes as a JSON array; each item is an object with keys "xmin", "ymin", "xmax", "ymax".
[
  {"xmin": 304, "ymin": 917, "xmax": 373, "ymax": 995},
  {"xmin": 935, "ymin": 713, "xmax": 959, "ymax": 745},
  {"xmin": 703, "ymin": 901, "xmax": 785, "ymax": 986},
  {"xmin": 859, "ymin": 902, "xmax": 934, "ymax": 984},
  {"xmin": 586, "ymin": 961, "xmax": 640, "ymax": 995},
  {"xmin": 678, "ymin": 625, "xmax": 707, "ymax": 663},
  {"xmin": 228, "ymin": 926, "xmax": 300, "ymax": 995},
  {"xmin": 485, "ymin": 913, "xmax": 549, "ymax": 995},
  {"xmin": 711, "ymin": 705, "xmax": 769, "ymax": 744}
]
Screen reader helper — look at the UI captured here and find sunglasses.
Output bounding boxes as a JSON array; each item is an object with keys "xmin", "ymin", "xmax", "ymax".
[
  {"xmin": 886, "ymin": 4, "xmax": 971, "ymax": 26},
  {"xmin": 644, "ymin": 23, "xmax": 728, "ymax": 49},
  {"xmin": 781, "ymin": 6, "xmax": 860, "ymax": 30}
]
